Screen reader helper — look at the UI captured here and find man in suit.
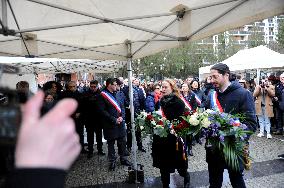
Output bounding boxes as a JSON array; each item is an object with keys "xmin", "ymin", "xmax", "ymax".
[{"xmin": 97, "ymin": 78, "xmax": 131, "ymax": 171}]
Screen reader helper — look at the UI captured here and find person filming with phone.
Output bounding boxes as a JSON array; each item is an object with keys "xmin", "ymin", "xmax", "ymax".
[{"xmin": 253, "ymin": 77, "xmax": 275, "ymax": 139}]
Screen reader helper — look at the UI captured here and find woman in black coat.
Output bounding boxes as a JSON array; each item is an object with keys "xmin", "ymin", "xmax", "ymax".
[{"xmin": 151, "ymin": 79, "xmax": 190, "ymax": 188}]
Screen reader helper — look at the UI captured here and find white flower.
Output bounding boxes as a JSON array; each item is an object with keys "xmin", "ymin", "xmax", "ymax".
[
  {"xmin": 140, "ymin": 126, "xmax": 144, "ymax": 130},
  {"xmin": 201, "ymin": 118, "xmax": 211, "ymax": 128},
  {"xmin": 205, "ymin": 109, "xmax": 214, "ymax": 114},
  {"xmin": 141, "ymin": 111, "xmax": 148, "ymax": 117},
  {"xmin": 155, "ymin": 125, "xmax": 163, "ymax": 129},
  {"xmin": 151, "ymin": 120, "xmax": 156, "ymax": 125},
  {"xmin": 155, "ymin": 111, "xmax": 162, "ymax": 116},
  {"xmin": 189, "ymin": 115, "xmax": 199, "ymax": 126}
]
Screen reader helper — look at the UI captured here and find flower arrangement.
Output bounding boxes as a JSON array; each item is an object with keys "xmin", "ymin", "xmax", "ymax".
[
  {"xmin": 136, "ymin": 109, "xmax": 253, "ymax": 171},
  {"xmin": 136, "ymin": 111, "xmax": 172, "ymax": 138},
  {"xmin": 189, "ymin": 109, "xmax": 253, "ymax": 171}
]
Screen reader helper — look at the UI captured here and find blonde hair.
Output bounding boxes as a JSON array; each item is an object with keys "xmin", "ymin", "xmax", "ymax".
[{"xmin": 163, "ymin": 79, "xmax": 180, "ymax": 96}]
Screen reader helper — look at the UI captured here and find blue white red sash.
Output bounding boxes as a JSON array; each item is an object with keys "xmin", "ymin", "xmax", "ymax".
[
  {"xmin": 192, "ymin": 92, "xmax": 202, "ymax": 106},
  {"xmin": 210, "ymin": 91, "xmax": 223, "ymax": 112},
  {"xmin": 101, "ymin": 91, "xmax": 122, "ymax": 114},
  {"xmin": 180, "ymin": 95, "xmax": 192, "ymax": 111}
]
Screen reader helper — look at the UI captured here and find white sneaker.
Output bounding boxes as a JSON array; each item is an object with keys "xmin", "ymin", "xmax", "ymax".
[
  {"xmin": 267, "ymin": 134, "xmax": 272, "ymax": 139},
  {"xmin": 257, "ymin": 133, "xmax": 264, "ymax": 137}
]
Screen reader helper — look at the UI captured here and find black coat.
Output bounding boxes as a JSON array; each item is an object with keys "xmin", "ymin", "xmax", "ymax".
[
  {"xmin": 204, "ymin": 81, "xmax": 257, "ymax": 170},
  {"xmin": 80, "ymin": 89, "xmax": 101, "ymax": 126},
  {"xmin": 152, "ymin": 94, "xmax": 188, "ymax": 171},
  {"xmin": 7, "ymin": 168, "xmax": 66, "ymax": 188},
  {"xmin": 97, "ymin": 89, "xmax": 126, "ymax": 140}
]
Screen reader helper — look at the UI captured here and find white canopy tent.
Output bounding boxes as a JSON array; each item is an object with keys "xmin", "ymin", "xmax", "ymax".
[
  {"xmin": 199, "ymin": 45, "xmax": 284, "ymax": 80},
  {"xmin": 1, "ymin": 0, "xmax": 284, "ymax": 174},
  {"xmin": 0, "ymin": 56, "xmax": 126, "ymax": 74},
  {"xmin": 0, "ymin": 0, "xmax": 283, "ymax": 60}
]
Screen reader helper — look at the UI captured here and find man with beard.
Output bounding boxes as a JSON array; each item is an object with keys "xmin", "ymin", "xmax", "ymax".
[{"xmin": 205, "ymin": 63, "xmax": 257, "ymax": 188}]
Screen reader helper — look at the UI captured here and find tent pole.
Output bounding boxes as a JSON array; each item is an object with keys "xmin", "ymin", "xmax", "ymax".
[
  {"xmin": 126, "ymin": 40, "xmax": 138, "ymax": 179},
  {"xmin": 256, "ymin": 68, "xmax": 260, "ymax": 85},
  {"xmin": 1, "ymin": 0, "xmax": 8, "ymax": 28}
]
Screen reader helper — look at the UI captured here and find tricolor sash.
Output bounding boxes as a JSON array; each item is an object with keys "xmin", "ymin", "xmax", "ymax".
[
  {"xmin": 101, "ymin": 91, "xmax": 122, "ymax": 114},
  {"xmin": 180, "ymin": 95, "xmax": 192, "ymax": 111},
  {"xmin": 210, "ymin": 91, "xmax": 223, "ymax": 112},
  {"xmin": 192, "ymin": 92, "xmax": 202, "ymax": 106}
]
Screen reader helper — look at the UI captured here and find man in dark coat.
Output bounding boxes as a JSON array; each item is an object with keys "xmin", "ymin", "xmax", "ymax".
[
  {"xmin": 123, "ymin": 78, "xmax": 146, "ymax": 152},
  {"xmin": 81, "ymin": 80, "xmax": 105, "ymax": 158},
  {"xmin": 97, "ymin": 78, "xmax": 131, "ymax": 171},
  {"xmin": 205, "ymin": 63, "xmax": 257, "ymax": 188},
  {"xmin": 274, "ymin": 73, "xmax": 284, "ymax": 135},
  {"xmin": 58, "ymin": 81, "xmax": 85, "ymax": 152}
]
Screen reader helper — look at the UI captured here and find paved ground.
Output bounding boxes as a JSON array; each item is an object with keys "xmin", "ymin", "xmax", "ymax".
[{"xmin": 66, "ymin": 133, "xmax": 284, "ymax": 188}]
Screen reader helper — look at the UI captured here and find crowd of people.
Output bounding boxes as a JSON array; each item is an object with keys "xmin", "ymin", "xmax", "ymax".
[{"xmin": 1, "ymin": 63, "xmax": 284, "ymax": 187}]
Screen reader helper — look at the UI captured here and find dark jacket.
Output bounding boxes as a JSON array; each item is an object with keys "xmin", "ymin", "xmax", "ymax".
[
  {"xmin": 205, "ymin": 81, "xmax": 257, "ymax": 132},
  {"xmin": 58, "ymin": 90, "xmax": 82, "ymax": 117},
  {"xmin": 152, "ymin": 94, "xmax": 188, "ymax": 171},
  {"xmin": 80, "ymin": 89, "xmax": 101, "ymax": 125},
  {"xmin": 97, "ymin": 89, "xmax": 126, "ymax": 140},
  {"xmin": 204, "ymin": 81, "xmax": 257, "ymax": 170},
  {"xmin": 123, "ymin": 86, "xmax": 145, "ymax": 117},
  {"xmin": 182, "ymin": 91, "xmax": 198, "ymax": 111},
  {"xmin": 145, "ymin": 92, "xmax": 155, "ymax": 113},
  {"xmin": 116, "ymin": 90, "xmax": 128, "ymax": 119},
  {"xmin": 8, "ymin": 168, "xmax": 66, "ymax": 188},
  {"xmin": 192, "ymin": 89, "xmax": 206, "ymax": 108}
]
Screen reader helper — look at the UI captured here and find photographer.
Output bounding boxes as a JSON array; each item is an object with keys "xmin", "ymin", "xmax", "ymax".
[
  {"xmin": 7, "ymin": 91, "xmax": 81, "ymax": 188},
  {"xmin": 253, "ymin": 78, "xmax": 275, "ymax": 139}
]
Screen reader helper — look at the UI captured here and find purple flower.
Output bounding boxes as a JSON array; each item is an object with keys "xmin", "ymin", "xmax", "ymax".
[
  {"xmin": 215, "ymin": 122, "xmax": 221, "ymax": 128},
  {"xmin": 240, "ymin": 136, "xmax": 244, "ymax": 141},
  {"xmin": 229, "ymin": 118, "xmax": 235, "ymax": 125},
  {"xmin": 240, "ymin": 123, "xmax": 247, "ymax": 130},
  {"xmin": 220, "ymin": 113, "xmax": 227, "ymax": 119},
  {"xmin": 219, "ymin": 135, "xmax": 225, "ymax": 142}
]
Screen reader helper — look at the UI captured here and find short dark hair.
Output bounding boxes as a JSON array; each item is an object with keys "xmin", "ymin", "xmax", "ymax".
[
  {"xmin": 210, "ymin": 63, "xmax": 230, "ymax": 75},
  {"xmin": 106, "ymin": 78, "xmax": 116, "ymax": 87},
  {"xmin": 90, "ymin": 80, "xmax": 98, "ymax": 85}
]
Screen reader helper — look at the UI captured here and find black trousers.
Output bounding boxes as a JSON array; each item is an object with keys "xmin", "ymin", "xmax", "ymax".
[
  {"xmin": 107, "ymin": 136, "xmax": 128, "ymax": 163},
  {"xmin": 125, "ymin": 108, "xmax": 143, "ymax": 149},
  {"xmin": 85, "ymin": 123, "xmax": 103, "ymax": 153},
  {"xmin": 207, "ymin": 161, "xmax": 246, "ymax": 188},
  {"xmin": 75, "ymin": 118, "xmax": 84, "ymax": 148},
  {"xmin": 126, "ymin": 124, "xmax": 143, "ymax": 149},
  {"xmin": 275, "ymin": 107, "xmax": 284, "ymax": 133},
  {"xmin": 160, "ymin": 168, "xmax": 187, "ymax": 186}
]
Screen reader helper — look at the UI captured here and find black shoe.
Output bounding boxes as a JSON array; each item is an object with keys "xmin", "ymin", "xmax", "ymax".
[
  {"xmin": 162, "ymin": 184, "xmax": 169, "ymax": 188},
  {"xmin": 87, "ymin": 152, "xmax": 93, "ymax": 159},
  {"xmin": 121, "ymin": 160, "xmax": 132, "ymax": 166},
  {"xmin": 278, "ymin": 154, "xmax": 284, "ymax": 159},
  {"xmin": 109, "ymin": 162, "xmax": 116, "ymax": 171},
  {"xmin": 184, "ymin": 172, "xmax": 190, "ymax": 188},
  {"xmin": 273, "ymin": 130, "xmax": 283, "ymax": 135},
  {"xmin": 98, "ymin": 151, "xmax": 106, "ymax": 156},
  {"xmin": 81, "ymin": 149, "xmax": 88, "ymax": 154},
  {"xmin": 138, "ymin": 147, "xmax": 146, "ymax": 152},
  {"xmin": 197, "ymin": 139, "xmax": 202, "ymax": 145},
  {"xmin": 188, "ymin": 150, "xmax": 193, "ymax": 156},
  {"xmin": 125, "ymin": 150, "xmax": 130, "ymax": 156}
]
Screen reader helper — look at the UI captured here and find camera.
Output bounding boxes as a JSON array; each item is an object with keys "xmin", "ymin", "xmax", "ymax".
[{"xmin": 0, "ymin": 88, "xmax": 22, "ymax": 146}]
